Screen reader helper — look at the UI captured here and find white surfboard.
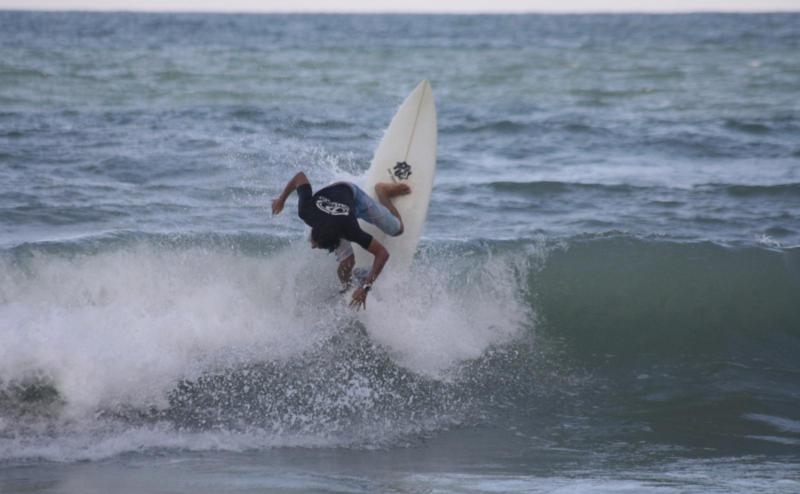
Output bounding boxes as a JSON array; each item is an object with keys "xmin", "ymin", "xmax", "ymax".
[{"xmin": 353, "ymin": 80, "xmax": 437, "ymax": 272}]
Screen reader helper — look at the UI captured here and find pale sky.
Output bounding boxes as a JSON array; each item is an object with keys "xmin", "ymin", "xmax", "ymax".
[{"xmin": 1, "ymin": 0, "xmax": 799, "ymax": 13}]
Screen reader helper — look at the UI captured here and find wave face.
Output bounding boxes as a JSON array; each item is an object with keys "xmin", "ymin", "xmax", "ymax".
[
  {"xmin": 534, "ymin": 237, "xmax": 800, "ymax": 359},
  {"xmin": 1, "ymin": 234, "xmax": 799, "ymax": 462}
]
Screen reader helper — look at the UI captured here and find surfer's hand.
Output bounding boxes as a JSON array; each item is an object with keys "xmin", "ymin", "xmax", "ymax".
[
  {"xmin": 349, "ymin": 287, "xmax": 368, "ymax": 311},
  {"xmin": 271, "ymin": 198, "xmax": 284, "ymax": 216}
]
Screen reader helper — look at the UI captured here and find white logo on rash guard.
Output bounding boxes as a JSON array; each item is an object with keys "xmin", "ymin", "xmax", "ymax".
[{"xmin": 316, "ymin": 196, "xmax": 350, "ymax": 216}]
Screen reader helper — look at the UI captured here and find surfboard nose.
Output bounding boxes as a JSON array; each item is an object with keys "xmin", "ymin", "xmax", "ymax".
[{"xmin": 356, "ymin": 80, "xmax": 437, "ymax": 271}]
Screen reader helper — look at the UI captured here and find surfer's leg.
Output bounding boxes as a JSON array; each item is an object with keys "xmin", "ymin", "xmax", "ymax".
[
  {"xmin": 347, "ymin": 183, "xmax": 405, "ymax": 236},
  {"xmin": 374, "ymin": 183, "xmax": 410, "ymax": 236}
]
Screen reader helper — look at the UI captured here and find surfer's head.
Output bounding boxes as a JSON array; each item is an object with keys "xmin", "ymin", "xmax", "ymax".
[{"xmin": 310, "ymin": 223, "xmax": 341, "ymax": 253}]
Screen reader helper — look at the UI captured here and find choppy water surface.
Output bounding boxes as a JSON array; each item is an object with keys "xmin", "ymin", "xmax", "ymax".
[{"xmin": 1, "ymin": 11, "xmax": 799, "ymax": 493}]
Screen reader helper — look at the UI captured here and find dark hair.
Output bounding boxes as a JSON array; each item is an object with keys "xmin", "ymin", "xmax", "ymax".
[{"xmin": 311, "ymin": 223, "xmax": 341, "ymax": 252}]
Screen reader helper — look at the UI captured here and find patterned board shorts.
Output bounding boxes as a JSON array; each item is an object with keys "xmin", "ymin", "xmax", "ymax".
[{"xmin": 335, "ymin": 182, "xmax": 402, "ymax": 262}]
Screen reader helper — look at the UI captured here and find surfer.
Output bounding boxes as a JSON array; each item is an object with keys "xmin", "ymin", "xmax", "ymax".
[{"xmin": 271, "ymin": 171, "xmax": 410, "ymax": 310}]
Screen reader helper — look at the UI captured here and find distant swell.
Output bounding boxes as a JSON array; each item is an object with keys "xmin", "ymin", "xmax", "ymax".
[
  {"xmin": 718, "ymin": 183, "xmax": 800, "ymax": 197},
  {"xmin": 487, "ymin": 180, "xmax": 639, "ymax": 195}
]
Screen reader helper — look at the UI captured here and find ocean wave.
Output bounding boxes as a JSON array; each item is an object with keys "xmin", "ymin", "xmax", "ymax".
[
  {"xmin": 533, "ymin": 236, "xmax": 800, "ymax": 360},
  {"xmin": 0, "ymin": 233, "xmax": 531, "ymax": 459},
  {"xmin": 723, "ymin": 118, "xmax": 774, "ymax": 135},
  {"xmin": 1, "ymin": 233, "xmax": 799, "ymax": 461},
  {"xmin": 3, "ymin": 232, "xmax": 798, "ymax": 363},
  {"xmin": 486, "ymin": 180, "xmax": 640, "ymax": 195},
  {"xmin": 444, "ymin": 119, "xmax": 529, "ymax": 134},
  {"xmin": 443, "ymin": 115, "xmax": 614, "ymax": 138},
  {"xmin": 712, "ymin": 183, "xmax": 800, "ymax": 198},
  {"xmin": 0, "ymin": 66, "xmax": 50, "ymax": 79}
]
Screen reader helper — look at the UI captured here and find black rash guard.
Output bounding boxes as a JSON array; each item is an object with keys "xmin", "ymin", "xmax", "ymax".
[{"xmin": 297, "ymin": 183, "xmax": 373, "ymax": 250}]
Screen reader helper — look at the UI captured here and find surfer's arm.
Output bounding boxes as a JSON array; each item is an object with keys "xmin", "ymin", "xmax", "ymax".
[
  {"xmin": 337, "ymin": 254, "xmax": 355, "ymax": 288},
  {"xmin": 271, "ymin": 171, "xmax": 309, "ymax": 215},
  {"xmin": 350, "ymin": 239, "xmax": 389, "ymax": 310}
]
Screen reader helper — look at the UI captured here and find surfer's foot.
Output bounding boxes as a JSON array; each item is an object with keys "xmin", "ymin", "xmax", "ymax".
[{"xmin": 376, "ymin": 182, "xmax": 411, "ymax": 198}]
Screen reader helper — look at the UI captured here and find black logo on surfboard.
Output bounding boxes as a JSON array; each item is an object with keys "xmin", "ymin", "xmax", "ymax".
[{"xmin": 392, "ymin": 161, "xmax": 412, "ymax": 181}]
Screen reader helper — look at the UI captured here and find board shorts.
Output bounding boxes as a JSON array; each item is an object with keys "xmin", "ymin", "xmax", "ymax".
[{"xmin": 335, "ymin": 183, "xmax": 402, "ymax": 262}]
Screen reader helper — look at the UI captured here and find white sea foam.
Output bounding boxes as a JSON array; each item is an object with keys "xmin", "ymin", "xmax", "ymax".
[
  {"xmin": 743, "ymin": 413, "xmax": 800, "ymax": 434},
  {"xmin": 0, "ymin": 242, "xmax": 337, "ymax": 418},
  {"xmin": 0, "ymin": 238, "xmax": 530, "ymax": 461},
  {"xmin": 361, "ymin": 250, "xmax": 530, "ymax": 377},
  {"xmin": 0, "ymin": 420, "xmax": 338, "ymax": 463}
]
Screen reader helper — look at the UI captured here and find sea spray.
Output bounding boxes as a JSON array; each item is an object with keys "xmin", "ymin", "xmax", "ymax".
[
  {"xmin": 361, "ymin": 242, "xmax": 533, "ymax": 376},
  {"xmin": 0, "ymin": 240, "xmax": 333, "ymax": 418},
  {"xmin": 0, "ymin": 234, "xmax": 536, "ymax": 461}
]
